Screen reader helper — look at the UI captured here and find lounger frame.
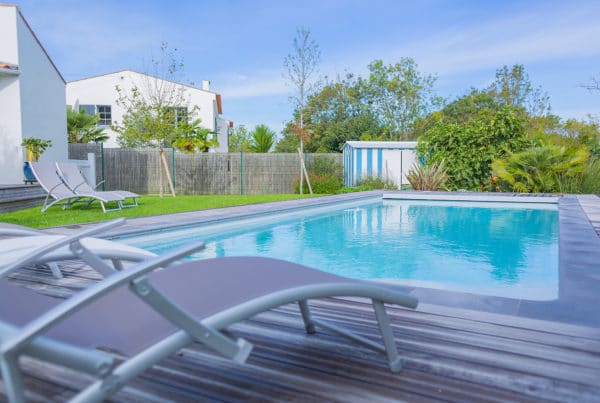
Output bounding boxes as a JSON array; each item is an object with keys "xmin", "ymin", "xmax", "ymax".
[{"xmin": 1, "ymin": 223, "xmax": 418, "ymax": 403}]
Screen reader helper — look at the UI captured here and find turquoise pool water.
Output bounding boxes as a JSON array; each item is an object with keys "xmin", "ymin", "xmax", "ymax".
[{"xmin": 120, "ymin": 199, "xmax": 559, "ymax": 300}]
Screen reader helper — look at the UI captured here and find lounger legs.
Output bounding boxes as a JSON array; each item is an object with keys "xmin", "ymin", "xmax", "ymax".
[
  {"xmin": 298, "ymin": 300, "xmax": 316, "ymax": 334},
  {"xmin": 372, "ymin": 299, "xmax": 402, "ymax": 372},
  {"xmin": 298, "ymin": 299, "xmax": 403, "ymax": 372},
  {"xmin": 1, "ymin": 354, "xmax": 25, "ymax": 403}
]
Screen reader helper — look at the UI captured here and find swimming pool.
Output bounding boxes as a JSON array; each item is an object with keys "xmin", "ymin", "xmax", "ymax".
[{"xmin": 119, "ymin": 198, "xmax": 559, "ymax": 300}]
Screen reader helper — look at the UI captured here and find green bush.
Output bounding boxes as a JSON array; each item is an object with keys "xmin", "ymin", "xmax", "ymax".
[
  {"xmin": 356, "ymin": 176, "xmax": 397, "ymax": 190},
  {"xmin": 417, "ymin": 106, "xmax": 529, "ymax": 190},
  {"xmin": 307, "ymin": 156, "xmax": 343, "ymax": 180},
  {"xmin": 293, "ymin": 174, "xmax": 343, "ymax": 194}
]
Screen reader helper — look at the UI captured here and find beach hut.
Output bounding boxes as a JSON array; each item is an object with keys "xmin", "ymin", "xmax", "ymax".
[{"xmin": 343, "ymin": 141, "xmax": 417, "ymax": 188}]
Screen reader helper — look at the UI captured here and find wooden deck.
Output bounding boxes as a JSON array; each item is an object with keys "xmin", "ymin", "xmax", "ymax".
[{"xmin": 3, "ymin": 264, "xmax": 600, "ymax": 402}]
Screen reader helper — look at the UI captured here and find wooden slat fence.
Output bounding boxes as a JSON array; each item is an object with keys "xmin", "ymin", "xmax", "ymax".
[{"xmin": 68, "ymin": 145, "xmax": 342, "ymax": 195}]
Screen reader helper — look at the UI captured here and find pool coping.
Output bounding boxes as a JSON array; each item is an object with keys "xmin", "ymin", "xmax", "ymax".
[{"xmin": 49, "ymin": 190, "xmax": 600, "ymax": 328}]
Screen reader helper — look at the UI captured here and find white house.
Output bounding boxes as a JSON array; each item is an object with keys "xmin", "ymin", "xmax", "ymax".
[
  {"xmin": 66, "ymin": 70, "xmax": 231, "ymax": 151},
  {"xmin": 0, "ymin": 5, "xmax": 68, "ymax": 185}
]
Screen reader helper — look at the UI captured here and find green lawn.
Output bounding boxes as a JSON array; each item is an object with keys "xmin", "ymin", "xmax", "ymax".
[{"xmin": 0, "ymin": 194, "xmax": 317, "ymax": 229}]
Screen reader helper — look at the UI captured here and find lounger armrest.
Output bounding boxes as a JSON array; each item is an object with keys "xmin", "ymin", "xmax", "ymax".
[
  {"xmin": 47, "ymin": 181, "xmax": 65, "ymax": 195},
  {"xmin": 2, "ymin": 239, "xmax": 206, "ymax": 355},
  {"xmin": 72, "ymin": 181, "xmax": 86, "ymax": 192},
  {"xmin": 94, "ymin": 180, "xmax": 106, "ymax": 190},
  {"xmin": 0, "ymin": 218, "xmax": 126, "ymax": 278}
]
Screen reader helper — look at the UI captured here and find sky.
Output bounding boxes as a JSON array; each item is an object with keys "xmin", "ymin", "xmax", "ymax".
[{"xmin": 12, "ymin": 0, "xmax": 600, "ymax": 137}]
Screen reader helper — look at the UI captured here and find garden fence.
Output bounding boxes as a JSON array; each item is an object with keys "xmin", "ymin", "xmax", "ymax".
[{"xmin": 68, "ymin": 144, "xmax": 342, "ymax": 195}]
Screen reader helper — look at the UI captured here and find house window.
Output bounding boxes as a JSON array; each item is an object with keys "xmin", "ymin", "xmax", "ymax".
[
  {"xmin": 97, "ymin": 105, "xmax": 112, "ymax": 126},
  {"xmin": 165, "ymin": 107, "xmax": 188, "ymax": 127},
  {"xmin": 79, "ymin": 104, "xmax": 112, "ymax": 126}
]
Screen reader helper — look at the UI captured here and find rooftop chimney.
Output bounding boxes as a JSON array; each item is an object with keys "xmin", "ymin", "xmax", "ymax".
[{"xmin": 202, "ymin": 80, "xmax": 210, "ymax": 91}]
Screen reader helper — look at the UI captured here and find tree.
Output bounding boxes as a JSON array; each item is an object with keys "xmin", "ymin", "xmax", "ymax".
[
  {"xmin": 283, "ymin": 27, "xmax": 321, "ymax": 193},
  {"xmin": 67, "ymin": 108, "xmax": 108, "ymax": 143},
  {"xmin": 171, "ymin": 119, "xmax": 217, "ymax": 153},
  {"xmin": 113, "ymin": 43, "xmax": 197, "ymax": 197},
  {"xmin": 248, "ymin": 124, "xmax": 275, "ymax": 152},
  {"xmin": 488, "ymin": 64, "xmax": 550, "ymax": 117},
  {"xmin": 228, "ymin": 125, "xmax": 252, "ymax": 152},
  {"xmin": 358, "ymin": 59, "xmax": 443, "ymax": 140}
]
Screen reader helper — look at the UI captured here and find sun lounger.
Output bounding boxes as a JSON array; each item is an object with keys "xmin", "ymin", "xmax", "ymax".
[
  {"xmin": 29, "ymin": 162, "xmax": 125, "ymax": 213},
  {"xmin": 0, "ymin": 222, "xmax": 63, "ymax": 278},
  {"xmin": 0, "ymin": 222, "xmax": 418, "ymax": 402},
  {"xmin": 57, "ymin": 162, "xmax": 140, "ymax": 208},
  {"xmin": 0, "ymin": 219, "xmax": 155, "ymax": 279}
]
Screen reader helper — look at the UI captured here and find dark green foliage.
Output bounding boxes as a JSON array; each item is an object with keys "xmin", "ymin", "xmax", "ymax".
[
  {"xmin": 293, "ymin": 174, "xmax": 343, "ymax": 194},
  {"xmin": 417, "ymin": 106, "xmax": 529, "ymax": 190},
  {"xmin": 307, "ymin": 156, "xmax": 343, "ymax": 180}
]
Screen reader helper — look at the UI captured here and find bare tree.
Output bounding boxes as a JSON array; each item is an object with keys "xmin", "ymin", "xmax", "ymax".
[
  {"xmin": 581, "ymin": 76, "xmax": 600, "ymax": 92},
  {"xmin": 284, "ymin": 27, "xmax": 321, "ymax": 194}
]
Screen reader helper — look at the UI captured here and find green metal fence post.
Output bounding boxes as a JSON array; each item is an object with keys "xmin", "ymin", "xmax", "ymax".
[
  {"xmin": 171, "ymin": 148, "xmax": 176, "ymax": 192},
  {"xmin": 100, "ymin": 143, "xmax": 105, "ymax": 191},
  {"xmin": 240, "ymin": 151, "xmax": 243, "ymax": 195}
]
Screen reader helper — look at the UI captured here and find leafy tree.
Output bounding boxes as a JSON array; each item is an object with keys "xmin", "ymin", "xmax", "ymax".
[
  {"xmin": 248, "ymin": 124, "xmax": 275, "ymax": 153},
  {"xmin": 417, "ymin": 106, "xmax": 529, "ymax": 190},
  {"xmin": 228, "ymin": 125, "xmax": 252, "ymax": 152},
  {"xmin": 488, "ymin": 64, "xmax": 550, "ymax": 117},
  {"xmin": 358, "ymin": 59, "xmax": 443, "ymax": 140},
  {"xmin": 283, "ymin": 27, "xmax": 321, "ymax": 193},
  {"xmin": 113, "ymin": 43, "xmax": 198, "ymax": 196},
  {"xmin": 67, "ymin": 108, "xmax": 108, "ymax": 143}
]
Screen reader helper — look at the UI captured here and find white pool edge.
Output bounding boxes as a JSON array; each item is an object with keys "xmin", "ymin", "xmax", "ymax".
[{"xmin": 383, "ymin": 192, "xmax": 560, "ymax": 204}]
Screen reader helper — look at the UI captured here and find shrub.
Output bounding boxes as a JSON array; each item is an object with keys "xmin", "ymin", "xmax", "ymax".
[
  {"xmin": 406, "ymin": 161, "xmax": 448, "ymax": 190},
  {"xmin": 307, "ymin": 156, "xmax": 343, "ymax": 180},
  {"xmin": 293, "ymin": 174, "xmax": 343, "ymax": 194},
  {"xmin": 356, "ymin": 176, "xmax": 397, "ymax": 190},
  {"xmin": 492, "ymin": 145, "xmax": 589, "ymax": 193}
]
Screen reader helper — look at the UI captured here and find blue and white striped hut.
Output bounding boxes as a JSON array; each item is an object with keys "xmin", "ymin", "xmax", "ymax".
[{"xmin": 343, "ymin": 141, "xmax": 418, "ymax": 188}]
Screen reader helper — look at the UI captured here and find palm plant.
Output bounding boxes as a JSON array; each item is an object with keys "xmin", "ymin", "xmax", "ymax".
[
  {"xmin": 249, "ymin": 124, "xmax": 275, "ymax": 153},
  {"xmin": 67, "ymin": 108, "xmax": 109, "ymax": 143},
  {"xmin": 406, "ymin": 161, "xmax": 449, "ymax": 190},
  {"xmin": 492, "ymin": 145, "xmax": 589, "ymax": 193}
]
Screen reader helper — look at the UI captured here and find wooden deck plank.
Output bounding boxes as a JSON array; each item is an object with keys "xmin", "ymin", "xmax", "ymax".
[{"xmin": 2, "ymin": 271, "xmax": 600, "ymax": 402}]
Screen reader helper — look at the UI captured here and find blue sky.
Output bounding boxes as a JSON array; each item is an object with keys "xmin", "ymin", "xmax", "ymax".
[{"xmin": 13, "ymin": 0, "xmax": 600, "ymax": 136}]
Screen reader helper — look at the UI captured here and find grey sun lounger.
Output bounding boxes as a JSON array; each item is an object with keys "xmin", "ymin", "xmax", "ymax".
[
  {"xmin": 0, "ymin": 219, "xmax": 155, "ymax": 280},
  {"xmin": 29, "ymin": 162, "xmax": 125, "ymax": 213},
  {"xmin": 0, "ymin": 225, "xmax": 419, "ymax": 403},
  {"xmin": 57, "ymin": 162, "xmax": 140, "ymax": 208}
]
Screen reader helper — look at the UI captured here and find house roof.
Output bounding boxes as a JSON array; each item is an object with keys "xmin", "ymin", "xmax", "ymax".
[
  {"xmin": 1, "ymin": 5, "xmax": 66, "ymax": 83},
  {"xmin": 68, "ymin": 69, "xmax": 219, "ymax": 96},
  {"xmin": 344, "ymin": 141, "xmax": 418, "ymax": 149}
]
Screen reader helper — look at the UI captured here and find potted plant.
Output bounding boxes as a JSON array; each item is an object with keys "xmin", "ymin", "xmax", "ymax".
[{"xmin": 21, "ymin": 137, "xmax": 52, "ymax": 183}]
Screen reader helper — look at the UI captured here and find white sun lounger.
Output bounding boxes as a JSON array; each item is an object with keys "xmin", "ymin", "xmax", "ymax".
[
  {"xmin": 0, "ymin": 222, "xmax": 418, "ymax": 402},
  {"xmin": 57, "ymin": 162, "xmax": 140, "ymax": 208},
  {"xmin": 29, "ymin": 162, "xmax": 125, "ymax": 213},
  {"xmin": 0, "ymin": 219, "xmax": 155, "ymax": 279}
]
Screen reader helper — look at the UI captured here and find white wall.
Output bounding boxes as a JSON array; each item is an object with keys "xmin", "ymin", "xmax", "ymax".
[
  {"xmin": 0, "ymin": 6, "xmax": 22, "ymax": 185},
  {"xmin": 16, "ymin": 9, "xmax": 67, "ymax": 165},
  {"xmin": 67, "ymin": 70, "xmax": 225, "ymax": 149},
  {"xmin": 215, "ymin": 117, "xmax": 231, "ymax": 152},
  {"xmin": 0, "ymin": 6, "xmax": 66, "ymax": 185}
]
